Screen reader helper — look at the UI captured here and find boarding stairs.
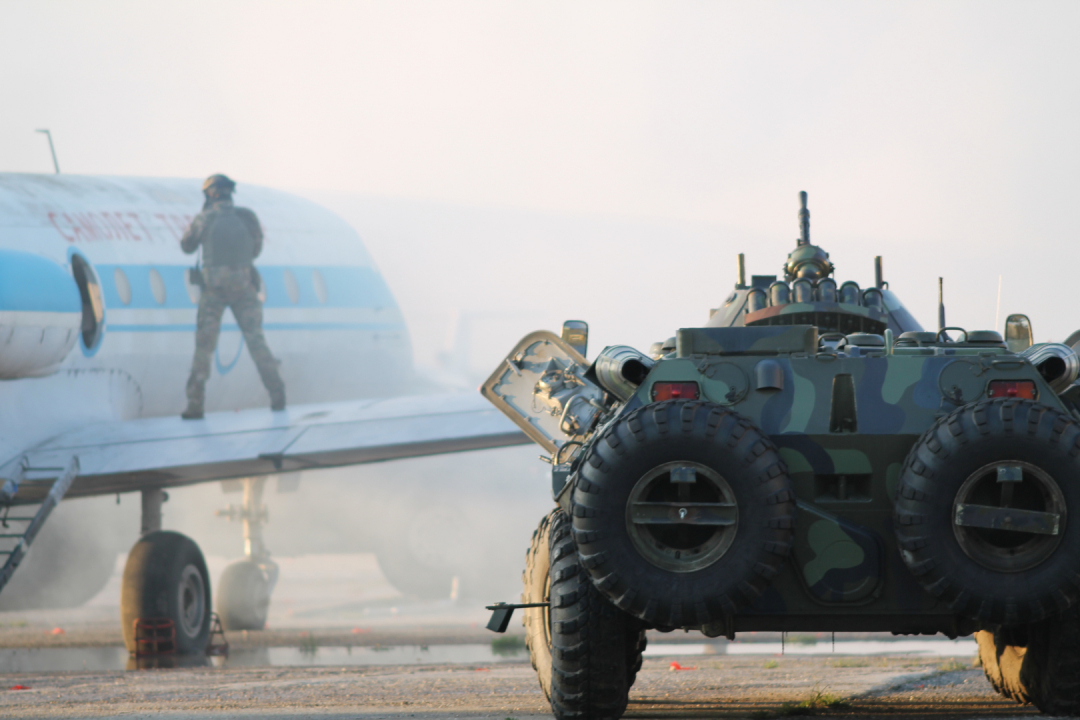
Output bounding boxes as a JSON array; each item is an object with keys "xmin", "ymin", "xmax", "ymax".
[{"xmin": 0, "ymin": 456, "xmax": 79, "ymax": 597}]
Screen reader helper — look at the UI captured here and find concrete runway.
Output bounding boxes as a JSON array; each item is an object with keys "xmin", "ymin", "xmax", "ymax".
[
  {"xmin": 0, "ymin": 553, "xmax": 1034, "ymax": 719},
  {"xmin": 0, "ymin": 654, "xmax": 1032, "ymax": 720}
]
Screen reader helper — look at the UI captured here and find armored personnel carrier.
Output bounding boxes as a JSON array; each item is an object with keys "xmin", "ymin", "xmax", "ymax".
[{"xmin": 482, "ymin": 193, "xmax": 1080, "ymax": 718}]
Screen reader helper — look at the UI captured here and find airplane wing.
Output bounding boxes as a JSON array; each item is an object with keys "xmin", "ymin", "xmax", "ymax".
[{"xmin": 2, "ymin": 393, "xmax": 528, "ymax": 502}]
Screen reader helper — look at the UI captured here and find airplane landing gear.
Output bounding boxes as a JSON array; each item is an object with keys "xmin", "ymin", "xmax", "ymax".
[
  {"xmin": 121, "ymin": 528, "xmax": 212, "ymax": 655},
  {"xmin": 216, "ymin": 477, "xmax": 278, "ymax": 631},
  {"xmin": 217, "ymin": 560, "xmax": 270, "ymax": 630}
]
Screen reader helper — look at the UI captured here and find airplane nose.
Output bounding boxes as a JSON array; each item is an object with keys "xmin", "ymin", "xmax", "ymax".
[{"xmin": 0, "ymin": 249, "xmax": 83, "ymax": 377}]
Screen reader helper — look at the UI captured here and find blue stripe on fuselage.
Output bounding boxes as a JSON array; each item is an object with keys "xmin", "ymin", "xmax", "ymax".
[
  {"xmin": 97, "ymin": 265, "xmax": 397, "ymax": 311},
  {"xmin": 107, "ymin": 322, "xmax": 406, "ymax": 332},
  {"xmin": 0, "ymin": 249, "xmax": 81, "ymax": 313}
]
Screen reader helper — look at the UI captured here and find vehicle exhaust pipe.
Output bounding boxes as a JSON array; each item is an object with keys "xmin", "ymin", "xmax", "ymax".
[
  {"xmin": 1020, "ymin": 343, "xmax": 1080, "ymax": 394},
  {"xmin": 593, "ymin": 346, "xmax": 655, "ymax": 402}
]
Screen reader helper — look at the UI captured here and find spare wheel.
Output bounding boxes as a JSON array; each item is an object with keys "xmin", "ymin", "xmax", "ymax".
[
  {"xmin": 570, "ymin": 400, "xmax": 795, "ymax": 629},
  {"xmin": 894, "ymin": 398, "xmax": 1080, "ymax": 625}
]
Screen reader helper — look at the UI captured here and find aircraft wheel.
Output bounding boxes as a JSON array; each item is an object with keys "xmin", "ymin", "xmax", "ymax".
[
  {"xmin": 375, "ymin": 542, "xmax": 455, "ymax": 600},
  {"xmin": 217, "ymin": 560, "xmax": 270, "ymax": 631},
  {"xmin": 374, "ymin": 503, "xmax": 462, "ymax": 599},
  {"xmin": 121, "ymin": 531, "xmax": 211, "ymax": 655}
]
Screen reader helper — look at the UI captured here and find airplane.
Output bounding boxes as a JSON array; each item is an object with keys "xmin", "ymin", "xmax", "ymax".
[{"xmin": 0, "ymin": 172, "xmax": 527, "ymax": 654}]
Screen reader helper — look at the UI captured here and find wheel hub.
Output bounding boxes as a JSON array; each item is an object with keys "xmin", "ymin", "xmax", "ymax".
[
  {"xmin": 625, "ymin": 461, "xmax": 738, "ymax": 573},
  {"xmin": 177, "ymin": 563, "xmax": 206, "ymax": 639},
  {"xmin": 952, "ymin": 461, "xmax": 1066, "ymax": 572}
]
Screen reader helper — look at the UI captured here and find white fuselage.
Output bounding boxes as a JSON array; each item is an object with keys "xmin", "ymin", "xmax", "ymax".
[{"xmin": 0, "ymin": 173, "xmax": 412, "ymax": 464}]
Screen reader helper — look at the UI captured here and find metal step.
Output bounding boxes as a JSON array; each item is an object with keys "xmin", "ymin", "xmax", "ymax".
[{"xmin": 0, "ymin": 456, "xmax": 79, "ymax": 595}]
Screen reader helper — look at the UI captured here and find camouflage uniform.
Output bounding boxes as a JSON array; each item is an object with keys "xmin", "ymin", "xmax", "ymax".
[{"xmin": 181, "ymin": 197, "xmax": 285, "ymax": 417}]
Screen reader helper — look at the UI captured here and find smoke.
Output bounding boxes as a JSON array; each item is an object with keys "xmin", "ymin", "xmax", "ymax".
[
  {"xmin": 162, "ymin": 445, "xmax": 551, "ymax": 604},
  {"xmin": 0, "ymin": 446, "xmax": 548, "ymax": 615},
  {"xmin": 7, "ymin": 0, "xmax": 1080, "ymax": 620},
  {"xmin": 0, "ymin": 495, "xmax": 137, "ymax": 611}
]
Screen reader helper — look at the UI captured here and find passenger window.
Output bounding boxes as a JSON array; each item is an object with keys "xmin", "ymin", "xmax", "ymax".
[
  {"xmin": 114, "ymin": 268, "xmax": 131, "ymax": 305},
  {"xmin": 283, "ymin": 269, "xmax": 300, "ymax": 304},
  {"xmin": 149, "ymin": 268, "xmax": 167, "ymax": 305}
]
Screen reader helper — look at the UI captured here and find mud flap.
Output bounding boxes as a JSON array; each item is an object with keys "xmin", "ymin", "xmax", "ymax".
[{"xmin": 485, "ymin": 601, "xmax": 549, "ymax": 633}]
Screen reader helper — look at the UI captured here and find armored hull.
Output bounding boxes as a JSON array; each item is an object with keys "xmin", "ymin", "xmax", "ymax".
[{"xmin": 483, "ymin": 193, "xmax": 1080, "ymax": 718}]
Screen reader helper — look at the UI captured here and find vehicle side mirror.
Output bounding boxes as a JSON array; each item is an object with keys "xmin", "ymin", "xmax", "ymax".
[
  {"xmin": 562, "ymin": 320, "xmax": 588, "ymax": 359},
  {"xmin": 1005, "ymin": 314, "xmax": 1033, "ymax": 352}
]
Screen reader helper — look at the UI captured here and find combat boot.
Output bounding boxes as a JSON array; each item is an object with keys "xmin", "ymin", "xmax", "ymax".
[
  {"xmin": 270, "ymin": 387, "xmax": 286, "ymax": 412},
  {"xmin": 181, "ymin": 402, "xmax": 204, "ymax": 420}
]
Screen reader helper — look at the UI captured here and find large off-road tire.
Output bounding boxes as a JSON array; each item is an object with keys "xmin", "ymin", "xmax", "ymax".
[
  {"xmin": 217, "ymin": 560, "xmax": 270, "ymax": 631},
  {"xmin": 976, "ymin": 629, "xmax": 1031, "ymax": 704},
  {"xmin": 121, "ymin": 531, "xmax": 211, "ymax": 655},
  {"xmin": 523, "ymin": 510, "xmax": 557, "ymax": 699},
  {"xmin": 625, "ymin": 625, "xmax": 647, "ymax": 688},
  {"xmin": 1021, "ymin": 606, "xmax": 1080, "ymax": 714},
  {"xmin": 572, "ymin": 400, "xmax": 795, "ymax": 628},
  {"xmin": 894, "ymin": 399, "xmax": 1080, "ymax": 625},
  {"xmin": 523, "ymin": 508, "xmax": 637, "ymax": 719}
]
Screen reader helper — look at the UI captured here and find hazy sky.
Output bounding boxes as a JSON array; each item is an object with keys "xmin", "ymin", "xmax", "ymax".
[{"xmin": 4, "ymin": 1, "xmax": 1079, "ymax": 370}]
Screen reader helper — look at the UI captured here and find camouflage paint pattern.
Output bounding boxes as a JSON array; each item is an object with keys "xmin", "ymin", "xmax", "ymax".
[
  {"xmin": 487, "ymin": 210, "xmax": 1073, "ymax": 636},
  {"xmin": 609, "ymin": 324, "xmax": 1063, "ymax": 631},
  {"xmin": 185, "ymin": 267, "xmax": 285, "ymax": 412},
  {"xmin": 181, "ymin": 197, "xmax": 283, "ymax": 412}
]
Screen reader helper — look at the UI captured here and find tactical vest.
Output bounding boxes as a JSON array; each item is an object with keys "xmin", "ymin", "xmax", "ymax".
[{"xmin": 203, "ymin": 206, "xmax": 257, "ymax": 268}]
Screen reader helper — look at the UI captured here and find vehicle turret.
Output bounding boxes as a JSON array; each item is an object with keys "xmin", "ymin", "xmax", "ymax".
[{"xmin": 707, "ymin": 192, "xmax": 920, "ymax": 336}]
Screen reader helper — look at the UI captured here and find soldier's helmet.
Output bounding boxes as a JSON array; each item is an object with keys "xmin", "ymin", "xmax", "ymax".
[
  {"xmin": 202, "ymin": 174, "xmax": 236, "ymax": 196},
  {"xmin": 784, "ymin": 244, "xmax": 833, "ymax": 281}
]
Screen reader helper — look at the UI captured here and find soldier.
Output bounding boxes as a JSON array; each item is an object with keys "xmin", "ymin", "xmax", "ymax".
[{"xmin": 179, "ymin": 174, "xmax": 285, "ymax": 420}]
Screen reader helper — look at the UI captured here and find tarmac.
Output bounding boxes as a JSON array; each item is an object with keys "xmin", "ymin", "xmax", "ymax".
[
  {"xmin": 0, "ymin": 553, "xmax": 1034, "ymax": 719},
  {"xmin": 0, "ymin": 655, "xmax": 1028, "ymax": 720}
]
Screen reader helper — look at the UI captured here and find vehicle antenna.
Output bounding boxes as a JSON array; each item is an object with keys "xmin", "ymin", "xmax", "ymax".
[
  {"xmin": 938, "ymin": 277, "xmax": 946, "ymax": 333},
  {"xmin": 798, "ymin": 191, "xmax": 810, "ymax": 246},
  {"xmin": 35, "ymin": 129, "xmax": 59, "ymax": 174}
]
